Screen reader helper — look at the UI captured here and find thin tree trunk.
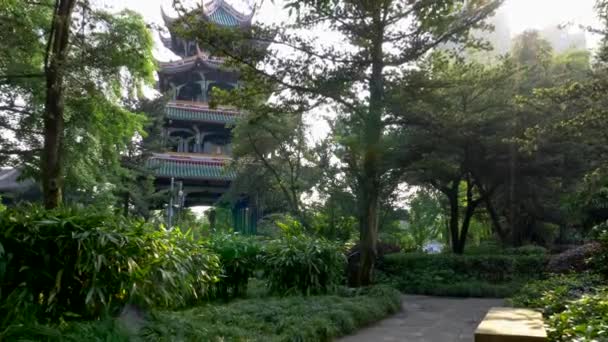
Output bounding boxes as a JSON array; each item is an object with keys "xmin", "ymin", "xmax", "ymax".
[
  {"xmin": 357, "ymin": 9, "xmax": 385, "ymax": 286},
  {"xmin": 484, "ymin": 196, "xmax": 507, "ymax": 243},
  {"xmin": 446, "ymin": 182, "xmax": 460, "ymax": 253},
  {"xmin": 42, "ymin": 0, "xmax": 76, "ymax": 209}
]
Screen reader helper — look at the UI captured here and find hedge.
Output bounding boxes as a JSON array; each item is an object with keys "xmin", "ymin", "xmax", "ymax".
[{"xmin": 379, "ymin": 252, "xmax": 548, "ymax": 297}]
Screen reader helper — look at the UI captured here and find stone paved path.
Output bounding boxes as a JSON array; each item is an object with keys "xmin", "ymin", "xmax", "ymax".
[{"xmin": 337, "ymin": 295, "xmax": 504, "ymax": 342}]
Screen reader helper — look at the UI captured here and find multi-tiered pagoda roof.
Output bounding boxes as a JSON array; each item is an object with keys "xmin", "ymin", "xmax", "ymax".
[{"xmin": 149, "ymin": 0, "xmax": 257, "ymax": 206}]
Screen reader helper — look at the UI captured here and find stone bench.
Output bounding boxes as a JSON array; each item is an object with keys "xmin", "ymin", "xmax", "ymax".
[{"xmin": 475, "ymin": 307, "xmax": 547, "ymax": 342}]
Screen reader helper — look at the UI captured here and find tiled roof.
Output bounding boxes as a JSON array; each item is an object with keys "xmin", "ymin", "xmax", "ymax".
[
  {"xmin": 208, "ymin": 7, "xmax": 240, "ymax": 26},
  {"xmin": 148, "ymin": 156, "xmax": 236, "ymax": 181},
  {"xmin": 165, "ymin": 102, "xmax": 241, "ymax": 124},
  {"xmin": 203, "ymin": 0, "xmax": 254, "ymax": 26}
]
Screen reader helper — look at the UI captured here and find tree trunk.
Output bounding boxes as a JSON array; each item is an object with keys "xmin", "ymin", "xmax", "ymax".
[
  {"xmin": 42, "ymin": 0, "xmax": 76, "ymax": 209},
  {"xmin": 447, "ymin": 183, "xmax": 460, "ymax": 253},
  {"xmin": 356, "ymin": 9, "xmax": 385, "ymax": 286},
  {"xmin": 484, "ymin": 196, "xmax": 508, "ymax": 244},
  {"xmin": 456, "ymin": 200, "xmax": 476, "ymax": 254},
  {"xmin": 358, "ymin": 188, "xmax": 379, "ymax": 286}
]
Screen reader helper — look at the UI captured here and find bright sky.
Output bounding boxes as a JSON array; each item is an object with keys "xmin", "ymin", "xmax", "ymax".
[{"xmin": 98, "ymin": 0, "xmax": 602, "ymax": 51}]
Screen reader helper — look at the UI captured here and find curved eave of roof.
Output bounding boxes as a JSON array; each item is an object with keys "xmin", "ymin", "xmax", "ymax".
[
  {"xmin": 165, "ymin": 102, "xmax": 242, "ymax": 124},
  {"xmin": 202, "ymin": 0, "xmax": 255, "ymax": 27},
  {"xmin": 161, "ymin": 6, "xmax": 177, "ymax": 27},
  {"xmin": 157, "ymin": 54, "xmax": 227, "ymax": 74},
  {"xmin": 148, "ymin": 155, "xmax": 236, "ymax": 181},
  {"xmin": 161, "ymin": 0, "xmax": 254, "ymax": 29}
]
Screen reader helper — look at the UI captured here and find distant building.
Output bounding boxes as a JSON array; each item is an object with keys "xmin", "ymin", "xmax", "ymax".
[{"xmin": 152, "ymin": 0, "xmax": 267, "ymax": 232}]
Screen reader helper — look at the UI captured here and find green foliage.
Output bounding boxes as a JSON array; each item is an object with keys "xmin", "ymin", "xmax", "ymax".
[
  {"xmin": 392, "ymin": 190, "xmax": 444, "ymax": 251},
  {"xmin": 510, "ymin": 272, "xmax": 608, "ymax": 341},
  {"xmin": 0, "ymin": 205, "xmax": 220, "ymax": 327},
  {"xmin": 5, "ymin": 286, "xmax": 400, "ymax": 341},
  {"xmin": 590, "ymin": 220, "xmax": 608, "ymax": 276},
  {"xmin": 311, "ymin": 212, "xmax": 357, "ymax": 242},
  {"xmin": 0, "ymin": 3, "xmax": 156, "ymax": 205},
  {"xmin": 509, "ymin": 273, "xmax": 604, "ymax": 315},
  {"xmin": 208, "ymin": 234, "xmax": 261, "ymax": 299},
  {"xmin": 548, "ymin": 288, "xmax": 608, "ymax": 341},
  {"xmin": 139, "ymin": 285, "xmax": 401, "ymax": 342},
  {"xmin": 503, "ymin": 245, "xmax": 548, "ymax": 255},
  {"xmin": 261, "ymin": 236, "xmax": 346, "ymax": 295},
  {"xmin": 379, "ymin": 252, "xmax": 547, "ymax": 297}
]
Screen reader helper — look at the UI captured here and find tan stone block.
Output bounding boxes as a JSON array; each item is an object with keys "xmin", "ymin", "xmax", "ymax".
[{"xmin": 475, "ymin": 307, "xmax": 547, "ymax": 342}]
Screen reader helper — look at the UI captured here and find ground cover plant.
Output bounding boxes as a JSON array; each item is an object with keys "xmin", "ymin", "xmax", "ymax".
[
  {"xmin": 510, "ymin": 273, "xmax": 608, "ymax": 341},
  {"xmin": 510, "ymin": 227, "xmax": 608, "ymax": 341},
  {"xmin": 379, "ymin": 251, "xmax": 548, "ymax": 297},
  {"xmin": 3, "ymin": 286, "xmax": 401, "ymax": 342}
]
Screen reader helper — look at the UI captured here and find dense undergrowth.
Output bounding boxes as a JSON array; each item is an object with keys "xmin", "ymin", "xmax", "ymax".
[
  {"xmin": 4, "ymin": 285, "xmax": 401, "ymax": 342},
  {"xmin": 378, "ymin": 251, "xmax": 548, "ymax": 297},
  {"xmin": 509, "ymin": 224, "xmax": 608, "ymax": 341},
  {"xmin": 0, "ymin": 206, "xmax": 395, "ymax": 341}
]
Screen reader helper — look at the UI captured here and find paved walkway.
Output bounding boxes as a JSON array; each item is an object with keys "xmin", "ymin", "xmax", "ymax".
[{"xmin": 338, "ymin": 295, "xmax": 504, "ymax": 342}]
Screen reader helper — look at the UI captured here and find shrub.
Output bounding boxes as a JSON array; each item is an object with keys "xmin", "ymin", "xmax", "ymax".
[
  {"xmin": 547, "ymin": 242, "xmax": 602, "ymax": 274},
  {"xmin": 379, "ymin": 252, "xmax": 547, "ymax": 297},
  {"xmin": 504, "ymin": 245, "xmax": 548, "ymax": 255},
  {"xmin": 509, "ymin": 273, "xmax": 604, "ymax": 315},
  {"xmin": 261, "ymin": 236, "xmax": 346, "ymax": 295},
  {"xmin": 548, "ymin": 288, "xmax": 608, "ymax": 341},
  {"xmin": 589, "ymin": 221, "xmax": 608, "ymax": 277},
  {"xmin": 464, "ymin": 240, "xmax": 503, "ymax": 255},
  {"xmin": 382, "ymin": 253, "xmax": 547, "ymax": 283},
  {"xmin": 208, "ymin": 233, "xmax": 261, "ymax": 299},
  {"xmin": 0, "ymin": 205, "xmax": 221, "ymax": 326}
]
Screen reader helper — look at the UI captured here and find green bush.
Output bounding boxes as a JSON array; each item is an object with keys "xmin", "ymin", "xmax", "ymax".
[
  {"xmin": 509, "ymin": 273, "xmax": 603, "ymax": 315},
  {"xmin": 261, "ymin": 236, "xmax": 346, "ymax": 295},
  {"xmin": 590, "ymin": 221, "xmax": 608, "ymax": 277},
  {"xmin": 504, "ymin": 245, "xmax": 548, "ymax": 255},
  {"xmin": 509, "ymin": 273, "xmax": 608, "ymax": 341},
  {"xmin": 548, "ymin": 288, "xmax": 608, "ymax": 341},
  {"xmin": 208, "ymin": 233, "xmax": 261, "ymax": 299},
  {"xmin": 379, "ymin": 252, "xmax": 547, "ymax": 297},
  {"xmin": 0, "ymin": 206, "xmax": 221, "ymax": 326},
  {"xmin": 382, "ymin": 253, "xmax": 547, "ymax": 282}
]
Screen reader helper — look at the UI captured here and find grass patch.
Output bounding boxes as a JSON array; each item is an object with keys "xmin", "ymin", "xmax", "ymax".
[{"xmin": 5, "ymin": 286, "xmax": 401, "ymax": 342}]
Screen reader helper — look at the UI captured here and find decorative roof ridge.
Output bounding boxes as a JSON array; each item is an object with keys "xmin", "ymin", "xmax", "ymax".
[
  {"xmin": 151, "ymin": 153, "xmax": 232, "ymax": 165},
  {"xmin": 202, "ymin": 0, "xmax": 255, "ymax": 24},
  {"xmin": 167, "ymin": 101, "xmax": 241, "ymax": 115}
]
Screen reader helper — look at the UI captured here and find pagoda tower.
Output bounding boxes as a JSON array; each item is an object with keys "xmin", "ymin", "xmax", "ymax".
[{"xmin": 150, "ymin": 0, "xmax": 258, "ymax": 232}]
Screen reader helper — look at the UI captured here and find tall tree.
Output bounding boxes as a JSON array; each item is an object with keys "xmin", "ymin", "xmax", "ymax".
[
  {"xmin": 180, "ymin": 0, "xmax": 501, "ymax": 285},
  {"xmin": 0, "ymin": 1, "xmax": 155, "ymax": 208},
  {"xmin": 42, "ymin": 0, "xmax": 77, "ymax": 208}
]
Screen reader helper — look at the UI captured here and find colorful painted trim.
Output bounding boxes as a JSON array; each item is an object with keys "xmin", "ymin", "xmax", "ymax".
[
  {"xmin": 165, "ymin": 102, "xmax": 241, "ymax": 124},
  {"xmin": 148, "ymin": 155, "xmax": 236, "ymax": 181}
]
